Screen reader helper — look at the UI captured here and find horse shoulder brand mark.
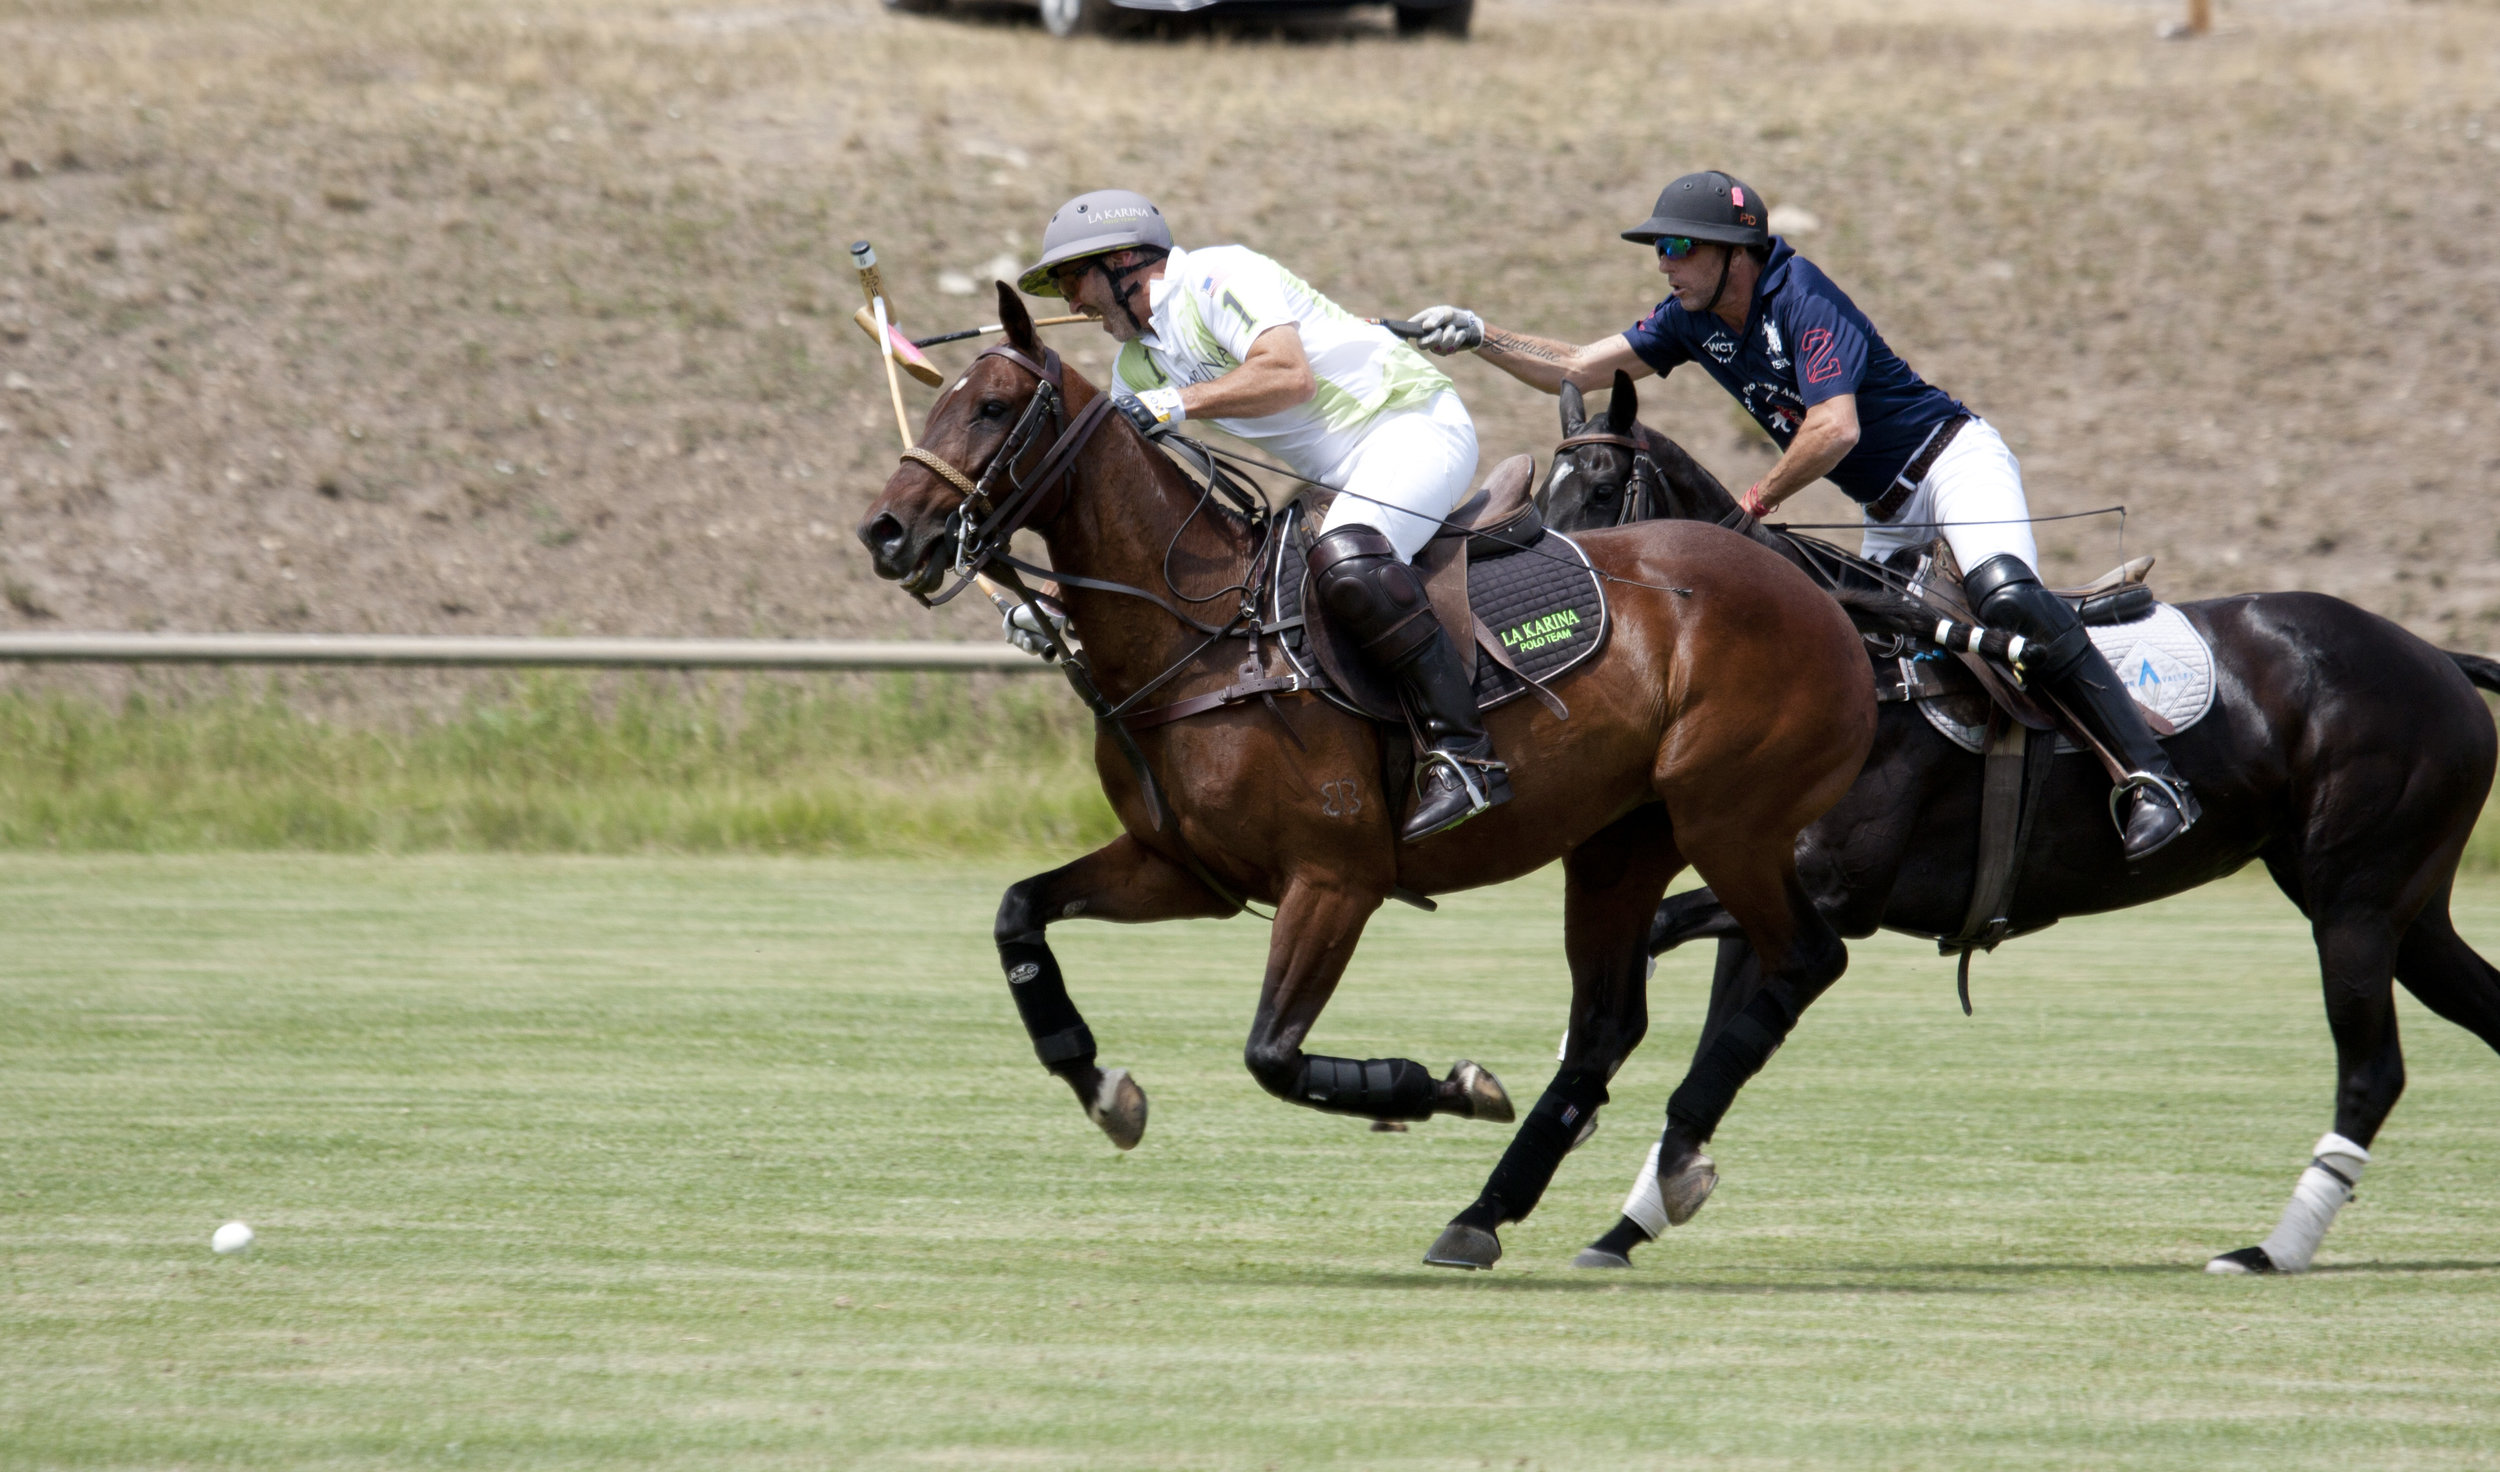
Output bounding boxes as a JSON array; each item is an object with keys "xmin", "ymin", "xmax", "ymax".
[{"xmin": 1320, "ymin": 778, "xmax": 1363, "ymax": 818}]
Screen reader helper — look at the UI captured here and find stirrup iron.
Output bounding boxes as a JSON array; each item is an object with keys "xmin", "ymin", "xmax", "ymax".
[
  {"xmin": 1417, "ymin": 749, "xmax": 1505, "ymax": 817},
  {"xmin": 2107, "ymin": 769, "xmax": 2192, "ymax": 832}
]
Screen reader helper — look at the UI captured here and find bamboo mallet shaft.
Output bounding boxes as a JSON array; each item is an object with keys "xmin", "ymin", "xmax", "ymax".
[{"xmin": 851, "ymin": 241, "xmax": 916, "ymax": 450}]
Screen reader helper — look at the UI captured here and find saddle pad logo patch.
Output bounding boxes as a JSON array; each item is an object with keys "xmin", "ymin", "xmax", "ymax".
[
  {"xmin": 1502, "ymin": 609, "xmax": 1581, "ymax": 654},
  {"xmin": 2085, "ymin": 602, "xmax": 2216, "ymax": 733}
]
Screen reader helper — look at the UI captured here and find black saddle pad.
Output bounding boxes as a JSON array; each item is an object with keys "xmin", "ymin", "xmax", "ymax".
[{"xmin": 1269, "ymin": 500, "xmax": 1608, "ymax": 718}]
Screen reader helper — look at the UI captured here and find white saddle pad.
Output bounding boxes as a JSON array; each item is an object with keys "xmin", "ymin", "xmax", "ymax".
[
  {"xmin": 2090, "ymin": 602, "xmax": 2215, "ymax": 733},
  {"xmin": 1918, "ymin": 602, "xmax": 2215, "ymax": 754}
]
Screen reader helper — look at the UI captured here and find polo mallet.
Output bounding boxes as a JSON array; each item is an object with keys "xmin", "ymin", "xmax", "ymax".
[
  {"xmin": 1368, "ymin": 317, "xmax": 1428, "ymax": 339},
  {"xmin": 850, "ymin": 240, "xmax": 1019, "ymax": 620},
  {"xmin": 851, "ymin": 307, "xmax": 1100, "ymax": 378},
  {"xmin": 852, "ymin": 306, "xmax": 945, "ymax": 387},
  {"xmin": 851, "ymin": 241, "xmax": 918, "ymax": 448}
]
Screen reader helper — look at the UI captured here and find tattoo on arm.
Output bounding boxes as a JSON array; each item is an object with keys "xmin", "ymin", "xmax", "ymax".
[{"xmin": 1481, "ymin": 328, "xmax": 1572, "ymax": 366}]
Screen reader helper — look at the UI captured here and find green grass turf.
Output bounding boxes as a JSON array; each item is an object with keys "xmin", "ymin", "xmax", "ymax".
[{"xmin": 3, "ymin": 856, "xmax": 2497, "ymax": 1470}]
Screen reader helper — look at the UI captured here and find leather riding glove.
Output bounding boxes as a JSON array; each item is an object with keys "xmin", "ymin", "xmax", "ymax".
[
  {"xmin": 1003, "ymin": 597, "xmax": 1074, "ymax": 661},
  {"xmin": 1113, "ymin": 386, "xmax": 1186, "ymax": 439},
  {"xmin": 1412, "ymin": 305, "xmax": 1485, "ymax": 356}
]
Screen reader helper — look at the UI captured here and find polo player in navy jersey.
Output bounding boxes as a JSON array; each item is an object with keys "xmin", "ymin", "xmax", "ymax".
[{"xmin": 1410, "ymin": 170, "xmax": 2196, "ymax": 861}]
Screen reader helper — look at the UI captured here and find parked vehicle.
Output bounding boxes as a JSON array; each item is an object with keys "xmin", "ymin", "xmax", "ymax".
[{"xmin": 883, "ymin": 0, "xmax": 1471, "ymax": 40}]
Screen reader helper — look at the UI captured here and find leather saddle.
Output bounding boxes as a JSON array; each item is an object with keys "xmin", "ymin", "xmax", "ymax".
[
  {"xmin": 1886, "ymin": 543, "xmax": 2172, "ymax": 737},
  {"xmin": 1275, "ymin": 454, "xmax": 1588, "ymax": 725}
]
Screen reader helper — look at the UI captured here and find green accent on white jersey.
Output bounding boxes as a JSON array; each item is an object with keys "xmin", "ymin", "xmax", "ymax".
[{"xmin": 1112, "ymin": 245, "xmax": 1456, "ymax": 482}]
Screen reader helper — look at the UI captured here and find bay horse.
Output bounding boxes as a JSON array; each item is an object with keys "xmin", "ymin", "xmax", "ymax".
[
  {"xmin": 1545, "ymin": 372, "xmax": 2500, "ymax": 1273},
  {"xmin": 855, "ymin": 286, "xmax": 1876, "ymax": 1268}
]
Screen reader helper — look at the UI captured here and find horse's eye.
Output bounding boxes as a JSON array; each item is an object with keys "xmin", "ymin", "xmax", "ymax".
[{"xmin": 978, "ymin": 398, "xmax": 1010, "ymax": 420}]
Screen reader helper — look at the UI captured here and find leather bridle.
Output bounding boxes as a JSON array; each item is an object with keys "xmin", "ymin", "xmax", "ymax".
[
  {"xmin": 1552, "ymin": 429, "xmax": 1658, "ymax": 529},
  {"xmin": 898, "ymin": 343, "xmax": 1116, "ymax": 611},
  {"xmin": 1554, "ymin": 426, "xmax": 1757, "ymax": 534}
]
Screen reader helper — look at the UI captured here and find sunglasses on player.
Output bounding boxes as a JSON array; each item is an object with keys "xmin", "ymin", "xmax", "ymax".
[{"xmin": 1654, "ymin": 236, "xmax": 1703, "ymax": 261}]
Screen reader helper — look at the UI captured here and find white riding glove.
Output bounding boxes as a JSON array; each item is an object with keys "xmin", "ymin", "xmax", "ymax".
[
  {"xmin": 1113, "ymin": 385, "xmax": 1186, "ymax": 440},
  {"xmin": 1003, "ymin": 597, "xmax": 1074, "ymax": 662},
  {"xmin": 1412, "ymin": 305, "xmax": 1485, "ymax": 356}
]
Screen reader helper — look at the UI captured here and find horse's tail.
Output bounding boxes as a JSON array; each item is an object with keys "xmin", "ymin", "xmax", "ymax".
[{"xmin": 2447, "ymin": 650, "xmax": 2500, "ymax": 694}]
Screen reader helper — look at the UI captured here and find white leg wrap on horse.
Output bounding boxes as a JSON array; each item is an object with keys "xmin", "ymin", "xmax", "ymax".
[
  {"xmin": 1620, "ymin": 1140, "xmax": 1670, "ymax": 1239},
  {"xmin": 2255, "ymin": 1132, "xmax": 2369, "ymax": 1274}
]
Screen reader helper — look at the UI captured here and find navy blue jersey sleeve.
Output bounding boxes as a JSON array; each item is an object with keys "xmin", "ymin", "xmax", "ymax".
[
  {"xmin": 1621, "ymin": 303, "xmax": 1691, "ymax": 377},
  {"xmin": 1779, "ymin": 291, "xmax": 1868, "ymax": 408}
]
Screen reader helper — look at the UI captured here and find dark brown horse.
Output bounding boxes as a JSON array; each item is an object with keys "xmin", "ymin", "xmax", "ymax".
[
  {"xmin": 855, "ymin": 286, "xmax": 1876, "ymax": 1267},
  {"xmin": 1545, "ymin": 373, "xmax": 2500, "ymax": 1273}
]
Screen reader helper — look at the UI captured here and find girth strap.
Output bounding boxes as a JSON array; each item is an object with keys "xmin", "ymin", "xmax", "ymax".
[{"xmin": 1120, "ymin": 670, "xmax": 1308, "ymax": 732}]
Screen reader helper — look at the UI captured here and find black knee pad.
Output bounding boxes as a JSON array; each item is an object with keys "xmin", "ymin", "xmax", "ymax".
[
  {"xmin": 1966, "ymin": 554, "xmax": 2089, "ymax": 681},
  {"xmin": 1308, "ymin": 527, "xmax": 1436, "ymax": 664},
  {"xmin": 999, "ymin": 937, "xmax": 1092, "ymax": 1072}
]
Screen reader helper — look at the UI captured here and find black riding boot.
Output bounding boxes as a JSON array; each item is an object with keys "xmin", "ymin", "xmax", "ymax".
[
  {"xmin": 1963, "ymin": 553, "xmax": 2199, "ymax": 862},
  {"xmin": 1309, "ymin": 525, "xmax": 1512, "ymax": 842}
]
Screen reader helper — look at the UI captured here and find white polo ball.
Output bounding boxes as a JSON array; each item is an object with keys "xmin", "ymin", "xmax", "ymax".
[{"xmin": 211, "ymin": 1221, "xmax": 255, "ymax": 1255}]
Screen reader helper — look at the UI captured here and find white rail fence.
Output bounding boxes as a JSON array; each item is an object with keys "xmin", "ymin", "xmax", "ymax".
[{"xmin": 0, "ymin": 633, "xmax": 1048, "ymax": 672}]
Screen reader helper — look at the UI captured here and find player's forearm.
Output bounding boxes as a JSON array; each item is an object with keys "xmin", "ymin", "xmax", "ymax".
[
  {"xmin": 1751, "ymin": 421, "xmax": 1857, "ymax": 511},
  {"xmin": 1473, "ymin": 326, "xmax": 1589, "ymax": 393},
  {"xmin": 1180, "ymin": 358, "xmax": 1313, "ymax": 419}
]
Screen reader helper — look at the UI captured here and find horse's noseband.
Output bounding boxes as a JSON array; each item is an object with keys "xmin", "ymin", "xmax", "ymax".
[{"xmin": 896, "ymin": 343, "xmax": 1114, "ymax": 606}]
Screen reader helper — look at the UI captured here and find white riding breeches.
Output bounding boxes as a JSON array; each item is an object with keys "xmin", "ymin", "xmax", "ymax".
[
  {"xmin": 1856, "ymin": 418, "xmax": 2039, "ymax": 577},
  {"xmin": 1317, "ymin": 390, "xmax": 1480, "ymax": 562}
]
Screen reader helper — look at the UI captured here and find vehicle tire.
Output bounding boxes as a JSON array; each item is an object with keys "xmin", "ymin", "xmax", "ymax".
[
  {"xmin": 1038, "ymin": 0, "xmax": 1122, "ymax": 37},
  {"xmin": 881, "ymin": 0, "xmax": 947, "ymax": 13},
  {"xmin": 1394, "ymin": 0, "xmax": 1471, "ymax": 36}
]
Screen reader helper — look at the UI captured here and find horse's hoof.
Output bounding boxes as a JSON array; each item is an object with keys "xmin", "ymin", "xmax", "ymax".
[
  {"xmin": 1423, "ymin": 1222, "xmax": 1501, "ymax": 1270},
  {"xmin": 1660, "ymin": 1152, "xmax": 1717, "ymax": 1226},
  {"xmin": 1086, "ymin": 1067, "xmax": 1147, "ymax": 1151},
  {"xmin": 1446, "ymin": 1060, "xmax": 1514, "ymax": 1123},
  {"xmin": 2205, "ymin": 1246, "xmax": 2280, "ymax": 1275},
  {"xmin": 1571, "ymin": 1246, "xmax": 1633, "ymax": 1270}
]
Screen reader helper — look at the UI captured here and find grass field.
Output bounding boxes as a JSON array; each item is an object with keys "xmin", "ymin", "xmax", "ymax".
[{"xmin": 4, "ymin": 855, "xmax": 2497, "ymax": 1469}]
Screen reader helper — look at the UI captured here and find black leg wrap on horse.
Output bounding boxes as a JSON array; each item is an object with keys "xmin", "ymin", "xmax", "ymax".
[
  {"xmin": 1293, "ymin": 1054, "xmax": 1436, "ymax": 1120},
  {"xmin": 1453, "ymin": 1068, "xmax": 1612, "ymax": 1230},
  {"xmin": 1665, "ymin": 992, "xmax": 1794, "ymax": 1141},
  {"xmin": 999, "ymin": 937, "xmax": 1093, "ymax": 1074}
]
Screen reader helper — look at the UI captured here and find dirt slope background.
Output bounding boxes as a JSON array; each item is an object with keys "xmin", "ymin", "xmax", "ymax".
[{"xmin": 2, "ymin": 0, "xmax": 2496, "ymax": 674}]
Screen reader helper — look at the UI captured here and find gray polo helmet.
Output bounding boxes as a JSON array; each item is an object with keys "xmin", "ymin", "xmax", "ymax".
[
  {"xmin": 1018, "ymin": 190, "xmax": 1173, "ymax": 297},
  {"xmin": 1621, "ymin": 171, "xmax": 1770, "ymax": 248}
]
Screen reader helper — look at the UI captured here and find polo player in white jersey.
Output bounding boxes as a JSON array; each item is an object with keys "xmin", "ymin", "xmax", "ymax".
[{"xmin": 1010, "ymin": 190, "xmax": 1506, "ymax": 842}]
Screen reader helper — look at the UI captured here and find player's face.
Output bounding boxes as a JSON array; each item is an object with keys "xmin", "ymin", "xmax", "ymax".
[
  {"xmin": 1054, "ymin": 255, "xmax": 1146, "ymax": 342},
  {"xmin": 1657, "ymin": 242, "xmax": 1728, "ymax": 311}
]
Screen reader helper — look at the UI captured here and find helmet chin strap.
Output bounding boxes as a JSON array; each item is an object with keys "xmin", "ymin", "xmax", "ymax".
[
  {"xmin": 1091, "ymin": 252, "xmax": 1160, "ymax": 338},
  {"xmin": 1697, "ymin": 245, "xmax": 1736, "ymax": 318}
]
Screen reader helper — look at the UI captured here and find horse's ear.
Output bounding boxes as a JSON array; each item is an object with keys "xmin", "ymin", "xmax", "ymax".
[
  {"xmin": 996, "ymin": 281, "xmax": 1041, "ymax": 357},
  {"xmin": 1559, "ymin": 380, "xmax": 1587, "ymax": 436},
  {"xmin": 1606, "ymin": 371, "xmax": 1638, "ymax": 435}
]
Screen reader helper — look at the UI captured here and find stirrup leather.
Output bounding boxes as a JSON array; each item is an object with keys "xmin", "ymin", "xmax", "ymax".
[
  {"xmin": 2107, "ymin": 770, "xmax": 2193, "ymax": 831},
  {"xmin": 1417, "ymin": 749, "xmax": 1509, "ymax": 817}
]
